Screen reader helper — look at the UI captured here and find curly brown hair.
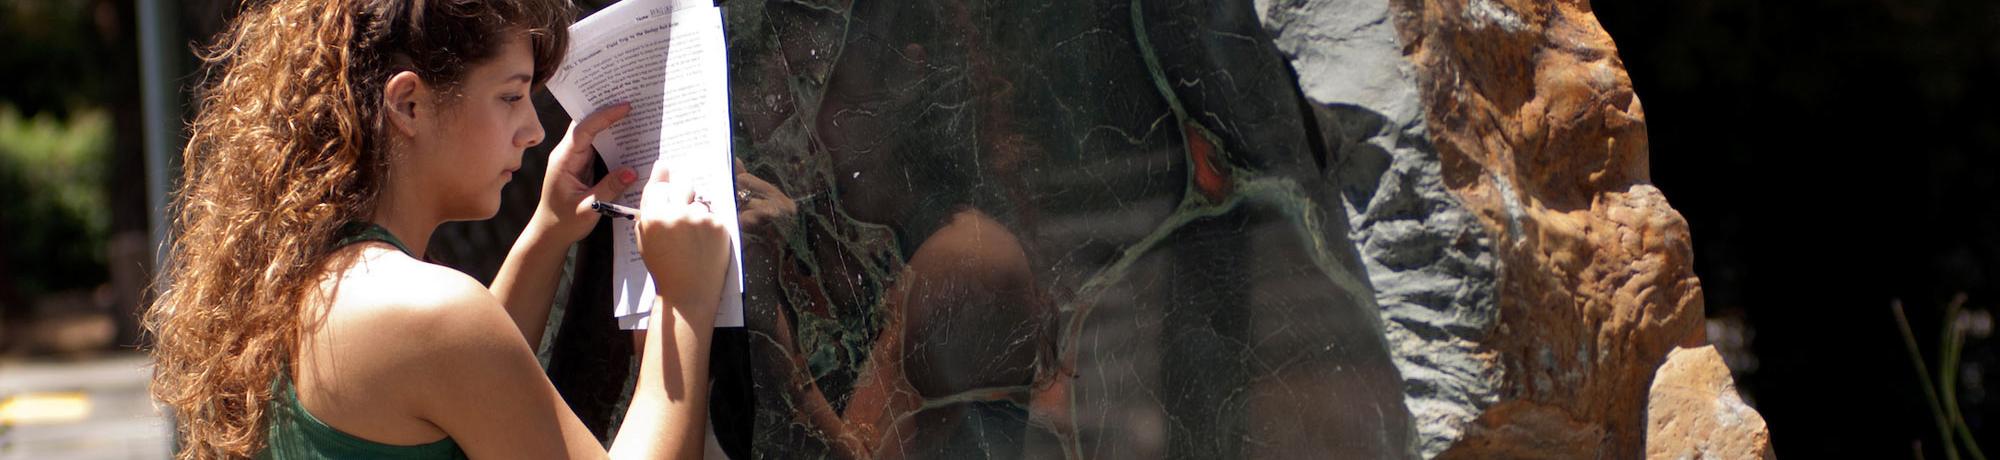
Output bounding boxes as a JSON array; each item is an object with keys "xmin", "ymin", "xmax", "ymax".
[{"xmin": 144, "ymin": 1, "xmax": 572, "ymax": 458}]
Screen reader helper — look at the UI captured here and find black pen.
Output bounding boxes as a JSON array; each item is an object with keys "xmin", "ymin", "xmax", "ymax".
[{"xmin": 590, "ymin": 200, "xmax": 640, "ymax": 219}]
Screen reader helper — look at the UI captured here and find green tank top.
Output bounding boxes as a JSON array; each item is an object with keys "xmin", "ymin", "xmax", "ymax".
[
  {"xmin": 260, "ymin": 223, "xmax": 466, "ymax": 459},
  {"xmin": 261, "ymin": 375, "xmax": 467, "ymax": 459}
]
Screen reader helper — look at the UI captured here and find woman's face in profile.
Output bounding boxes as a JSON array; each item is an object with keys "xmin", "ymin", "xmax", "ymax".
[{"xmin": 409, "ymin": 33, "xmax": 546, "ymax": 221}]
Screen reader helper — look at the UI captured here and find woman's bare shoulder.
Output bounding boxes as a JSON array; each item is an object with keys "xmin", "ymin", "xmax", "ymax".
[
  {"xmin": 307, "ymin": 245, "xmax": 589, "ymax": 458},
  {"xmin": 318, "ymin": 249, "xmax": 523, "ymax": 354},
  {"xmin": 327, "ymin": 247, "xmax": 494, "ymax": 316},
  {"xmin": 297, "ymin": 245, "xmax": 531, "ymax": 444},
  {"xmin": 311, "ymin": 245, "xmax": 525, "ymax": 363}
]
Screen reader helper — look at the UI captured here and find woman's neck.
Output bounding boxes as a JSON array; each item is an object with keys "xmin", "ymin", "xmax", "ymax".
[{"xmin": 371, "ymin": 184, "xmax": 440, "ymax": 258}]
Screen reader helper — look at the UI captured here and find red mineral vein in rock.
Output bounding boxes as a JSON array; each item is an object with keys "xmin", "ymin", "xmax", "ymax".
[
  {"xmin": 1184, "ymin": 122, "xmax": 1231, "ymax": 202},
  {"xmin": 781, "ymin": 265, "xmax": 833, "ymax": 317}
]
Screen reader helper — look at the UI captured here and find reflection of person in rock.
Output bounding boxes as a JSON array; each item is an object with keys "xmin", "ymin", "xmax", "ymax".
[{"xmin": 737, "ymin": 3, "xmax": 1057, "ymax": 457}]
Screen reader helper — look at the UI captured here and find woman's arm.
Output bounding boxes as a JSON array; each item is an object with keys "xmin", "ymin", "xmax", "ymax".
[
  {"xmin": 608, "ymin": 293, "xmax": 717, "ymax": 459},
  {"xmin": 397, "ymin": 273, "xmax": 715, "ymax": 459},
  {"xmin": 463, "ymin": 106, "xmax": 727, "ymax": 459},
  {"xmin": 489, "ymin": 222, "xmax": 574, "ymax": 349},
  {"xmin": 491, "ymin": 104, "xmax": 636, "ymax": 348},
  {"xmin": 400, "ymin": 278, "xmax": 620, "ymax": 459},
  {"xmin": 594, "ymin": 160, "xmax": 732, "ymax": 458}
]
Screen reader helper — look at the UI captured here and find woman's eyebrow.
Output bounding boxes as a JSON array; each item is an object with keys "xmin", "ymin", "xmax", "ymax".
[{"xmin": 502, "ymin": 72, "xmax": 533, "ymax": 84}]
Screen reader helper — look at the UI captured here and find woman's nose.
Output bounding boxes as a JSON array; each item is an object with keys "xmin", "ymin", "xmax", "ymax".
[{"xmin": 517, "ymin": 117, "xmax": 546, "ymax": 149}]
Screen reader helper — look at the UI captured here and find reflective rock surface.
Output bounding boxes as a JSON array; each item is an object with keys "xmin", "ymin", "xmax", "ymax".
[{"xmin": 722, "ymin": 1, "xmax": 1415, "ymax": 457}]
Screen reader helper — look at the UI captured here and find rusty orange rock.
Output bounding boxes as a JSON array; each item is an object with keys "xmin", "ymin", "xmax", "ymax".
[
  {"xmin": 1280, "ymin": 0, "xmax": 1752, "ymax": 454},
  {"xmin": 1400, "ymin": 0, "xmax": 1712, "ymax": 454},
  {"xmin": 1265, "ymin": 0, "xmax": 1764, "ymax": 453},
  {"xmin": 1646, "ymin": 346, "xmax": 1776, "ymax": 460},
  {"xmin": 1396, "ymin": 0, "xmax": 1717, "ymax": 457}
]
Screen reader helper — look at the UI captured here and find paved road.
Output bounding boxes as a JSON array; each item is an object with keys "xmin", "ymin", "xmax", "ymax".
[
  {"xmin": 0, "ymin": 353, "xmax": 172, "ymax": 460},
  {"xmin": 0, "ymin": 352, "xmax": 739, "ymax": 459}
]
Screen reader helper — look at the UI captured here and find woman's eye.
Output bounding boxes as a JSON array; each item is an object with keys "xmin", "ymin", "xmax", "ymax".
[{"xmin": 502, "ymin": 94, "xmax": 526, "ymax": 104}]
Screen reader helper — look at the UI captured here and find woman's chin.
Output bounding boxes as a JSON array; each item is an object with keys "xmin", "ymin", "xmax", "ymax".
[
  {"xmin": 443, "ymin": 199, "xmax": 505, "ymax": 222},
  {"xmin": 473, "ymin": 201, "xmax": 504, "ymax": 221}
]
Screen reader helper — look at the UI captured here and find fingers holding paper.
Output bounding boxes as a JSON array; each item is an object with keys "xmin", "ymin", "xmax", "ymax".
[
  {"xmin": 636, "ymin": 164, "xmax": 732, "ymax": 317},
  {"xmin": 536, "ymin": 102, "xmax": 637, "ymax": 244}
]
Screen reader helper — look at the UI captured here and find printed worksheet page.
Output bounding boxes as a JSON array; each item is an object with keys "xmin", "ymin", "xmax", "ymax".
[{"xmin": 545, "ymin": 0, "xmax": 741, "ymax": 329}]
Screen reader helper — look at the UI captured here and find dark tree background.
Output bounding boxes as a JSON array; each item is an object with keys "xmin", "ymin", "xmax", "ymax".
[{"xmin": 1596, "ymin": 0, "xmax": 2000, "ymax": 457}]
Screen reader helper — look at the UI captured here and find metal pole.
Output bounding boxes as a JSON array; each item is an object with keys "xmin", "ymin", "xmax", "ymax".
[
  {"xmin": 138, "ymin": 0, "xmax": 179, "ymax": 267},
  {"xmin": 136, "ymin": 0, "xmax": 181, "ymax": 454}
]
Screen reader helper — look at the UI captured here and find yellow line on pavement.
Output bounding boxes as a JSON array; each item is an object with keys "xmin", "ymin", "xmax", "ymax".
[{"xmin": 0, "ymin": 391, "xmax": 93, "ymax": 426}]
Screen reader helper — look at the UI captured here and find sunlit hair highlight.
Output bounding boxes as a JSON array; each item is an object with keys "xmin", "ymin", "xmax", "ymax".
[{"xmin": 144, "ymin": 1, "xmax": 572, "ymax": 458}]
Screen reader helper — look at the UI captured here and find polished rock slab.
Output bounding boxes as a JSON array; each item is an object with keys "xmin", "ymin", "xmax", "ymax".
[{"xmin": 722, "ymin": 0, "xmax": 1414, "ymax": 458}]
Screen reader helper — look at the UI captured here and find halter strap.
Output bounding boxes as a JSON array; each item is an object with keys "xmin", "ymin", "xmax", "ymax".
[{"xmin": 337, "ymin": 222, "xmax": 414, "ymax": 257}]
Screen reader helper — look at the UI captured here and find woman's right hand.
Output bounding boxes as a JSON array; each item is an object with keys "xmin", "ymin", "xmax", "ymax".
[
  {"xmin": 635, "ymin": 164, "xmax": 733, "ymax": 316},
  {"xmin": 618, "ymin": 164, "xmax": 730, "ymax": 460}
]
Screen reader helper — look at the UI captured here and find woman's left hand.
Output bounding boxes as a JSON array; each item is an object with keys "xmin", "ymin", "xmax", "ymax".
[{"xmin": 533, "ymin": 103, "xmax": 639, "ymax": 244}]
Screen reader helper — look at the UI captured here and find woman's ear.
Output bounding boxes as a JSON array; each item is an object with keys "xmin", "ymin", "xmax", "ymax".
[{"xmin": 383, "ymin": 70, "xmax": 426, "ymax": 138}]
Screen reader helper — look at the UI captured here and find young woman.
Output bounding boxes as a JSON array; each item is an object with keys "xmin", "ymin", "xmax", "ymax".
[{"xmin": 143, "ymin": 1, "xmax": 732, "ymax": 458}]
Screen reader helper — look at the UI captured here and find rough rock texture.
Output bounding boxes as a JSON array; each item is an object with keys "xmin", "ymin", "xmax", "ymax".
[
  {"xmin": 1258, "ymin": 1, "xmax": 1501, "ymax": 457},
  {"xmin": 1647, "ymin": 346, "xmax": 1776, "ymax": 460},
  {"xmin": 1262, "ymin": 0, "xmax": 1748, "ymax": 458},
  {"xmin": 1401, "ymin": 1, "xmax": 1712, "ymax": 457}
]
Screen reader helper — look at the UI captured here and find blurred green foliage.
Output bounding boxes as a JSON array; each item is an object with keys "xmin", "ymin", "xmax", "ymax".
[
  {"xmin": 0, "ymin": 0, "xmax": 122, "ymax": 314},
  {"xmin": 0, "ymin": 104, "xmax": 112, "ymax": 302}
]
